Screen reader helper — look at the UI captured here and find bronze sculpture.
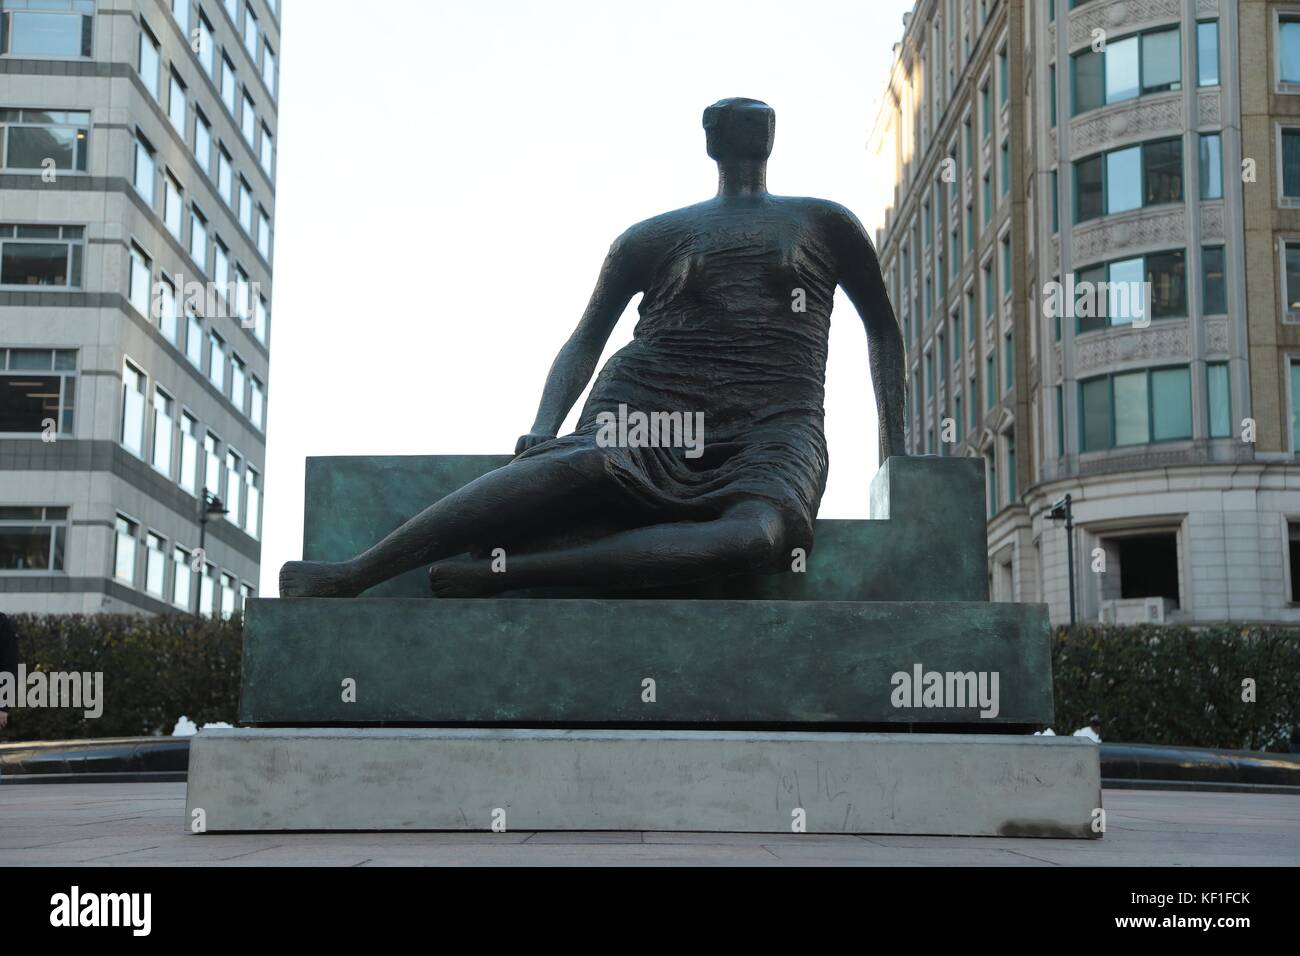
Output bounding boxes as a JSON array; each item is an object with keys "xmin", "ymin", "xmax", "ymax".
[{"xmin": 279, "ymin": 98, "xmax": 906, "ymax": 599}]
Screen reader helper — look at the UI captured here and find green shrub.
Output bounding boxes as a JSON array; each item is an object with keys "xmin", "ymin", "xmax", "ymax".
[
  {"xmin": 1052, "ymin": 624, "xmax": 1300, "ymax": 751},
  {"xmin": 1, "ymin": 614, "xmax": 242, "ymax": 742}
]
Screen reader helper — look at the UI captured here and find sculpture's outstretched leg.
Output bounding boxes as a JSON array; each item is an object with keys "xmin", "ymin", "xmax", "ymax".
[
  {"xmin": 427, "ymin": 499, "xmax": 786, "ymax": 597},
  {"xmin": 280, "ymin": 449, "xmax": 632, "ymax": 597}
]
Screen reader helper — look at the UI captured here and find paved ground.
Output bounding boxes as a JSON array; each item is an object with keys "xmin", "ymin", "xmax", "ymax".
[{"xmin": 0, "ymin": 784, "xmax": 1297, "ymax": 866}]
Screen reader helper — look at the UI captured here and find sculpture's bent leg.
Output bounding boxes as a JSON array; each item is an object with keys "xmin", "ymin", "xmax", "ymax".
[
  {"xmin": 280, "ymin": 448, "xmax": 626, "ymax": 598},
  {"xmin": 426, "ymin": 499, "xmax": 787, "ymax": 597}
]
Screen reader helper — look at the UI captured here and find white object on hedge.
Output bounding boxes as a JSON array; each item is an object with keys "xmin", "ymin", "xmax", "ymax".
[{"xmin": 172, "ymin": 716, "xmax": 234, "ymax": 736}]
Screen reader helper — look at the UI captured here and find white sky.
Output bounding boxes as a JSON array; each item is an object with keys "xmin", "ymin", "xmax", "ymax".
[{"xmin": 260, "ymin": 0, "xmax": 914, "ymax": 594}]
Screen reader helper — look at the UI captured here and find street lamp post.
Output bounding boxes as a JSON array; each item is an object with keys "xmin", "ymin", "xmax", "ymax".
[
  {"xmin": 1049, "ymin": 494, "xmax": 1076, "ymax": 626},
  {"xmin": 193, "ymin": 488, "xmax": 228, "ymax": 615}
]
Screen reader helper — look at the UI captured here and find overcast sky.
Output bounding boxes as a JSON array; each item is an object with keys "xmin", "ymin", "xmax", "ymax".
[{"xmin": 260, "ymin": 0, "xmax": 915, "ymax": 593}]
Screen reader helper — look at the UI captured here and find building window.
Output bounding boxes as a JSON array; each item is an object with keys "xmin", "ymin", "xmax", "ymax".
[
  {"xmin": 1112, "ymin": 533, "xmax": 1180, "ymax": 606},
  {"xmin": 217, "ymin": 146, "xmax": 233, "ymax": 204},
  {"xmin": 1074, "ymin": 138, "xmax": 1182, "ymax": 223},
  {"xmin": 0, "ymin": 347, "xmax": 76, "ymax": 436},
  {"xmin": 128, "ymin": 242, "xmax": 152, "ymax": 315},
  {"xmin": 114, "ymin": 514, "xmax": 138, "ymax": 585},
  {"xmin": 164, "ymin": 172, "xmax": 184, "ymax": 239},
  {"xmin": 1207, "ymin": 363, "xmax": 1231, "ymax": 439},
  {"xmin": 203, "ymin": 431, "xmax": 222, "ymax": 496},
  {"xmin": 199, "ymin": 561, "xmax": 215, "ymax": 617},
  {"xmin": 241, "ymin": 484, "xmax": 259, "ymax": 542},
  {"xmin": 254, "ymin": 294, "xmax": 268, "ymax": 343},
  {"xmin": 999, "ymin": 140, "xmax": 1009, "ymax": 196},
  {"xmin": 1072, "ymin": 26, "xmax": 1181, "ymax": 115},
  {"xmin": 225, "ymin": 449, "xmax": 242, "ymax": 527},
  {"xmin": 235, "ymin": 266, "xmax": 250, "ymax": 322},
  {"xmin": 986, "ymin": 452, "xmax": 997, "ymax": 517},
  {"xmin": 158, "ymin": 271, "xmax": 177, "ymax": 343},
  {"xmin": 1286, "ymin": 241, "xmax": 1300, "ymax": 319},
  {"xmin": 145, "ymin": 531, "xmax": 166, "ymax": 598},
  {"xmin": 221, "ymin": 55, "xmax": 236, "ymax": 114},
  {"xmin": 250, "ymin": 376, "xmax": 264, "ymax": 429},
  {"xmin": 1292, "ymin": 361, "xmax": 1300, "ymax": 452},
  {"xmin": 179, "ymin": 410, "xmax": 199, "ymax": 495},
  {"xmin": 197, "ymin": 14, "xmax": 214, "ymax": 76},
  {"xmin": 1049, "ymin": 64, "xmax": 1056, "ymax": 128},
  {"xmin": 168, "ymin": 70, "xmax": 187, "ymax": 134},
  {"xmin": 151, "ymin": 385, "xmax": 174, "ymax": 477},
  {"xmin": 262, "ymin": 45, "xmax": 277, "ymax": 93},
  {"xmin": 194, "ymin": 109, "xmax": 211, "ymax": 174},
  {"xmin": 138, "ymin": 24, "xmax": 160, "ymax": 100},
  {"xmin": 0, "ymin": 108, "xmax": 89, "ymax": 172},
  {"xmin": 985, "ymin": 352, "xmax": 995, "ymax": 411},
  {"xmin": 0, "ymin": 0, "xmax": 94, "ymax": 58},
  {"xmin": 214, "ymin": 237, "xmax": 229, "ymax": 290},
  {"xmin": 1075, "ymin": 250, "xmax": 1187, "ymax": 332},
  {"xmin": 239, "ymin": 582, "xmax": 255, "ymax": 613},
  {"xmin": 1050, "ymin": 169, "xmax": 1059, "ymax": 233},
  {"xmin": 230, "ymin": 354, "xmax": 246, "ymax": 413},
  {"xmin": 1197, "ymin": 21, "xmax": 1219, "ymax": 87},
  {"xmin": 120, "ymin": 359, "xmax": 147, "ymax": 457},
  {"xmin": 171, "ymin": 0, "xmax": 190, "ymax": 35},
  {"xmin": 242, "ymin": 7, "xmax": 258, "ymax": 61},
  {"xmin": 1202, "ymin": 245, "xmax": 1226, "ymax": 314},
  {"xmin": 189, "ymin": 207, "xmax": 208, "ymax": 271},
  {"xmin": 998, "ymin": 47, "xmax": 1009, "ymax": 106},
  {"xmin": 259, "ymin": 123, "xmax": 273, "ymax": 175},
  {"xmin": 1079, "ymin": 366, "xmax": 1193, "ymax": 451},
  {"xmin": 241, "ymin": 91, "xmax": 256, "ymax": 145},
  {"xmin": 222, "ymin": 0, "xmax": 238, "ymax": 26},
  {"xmin": 980, "ymin": 80, "xmax": 991, "ymax": 140},
  {"xmin": 1199, "ymin": 133, "xmax": 1222, "ymax": 200},
  {"xmin": 208, "ymin": 332, "xmax": 225, "ymax": 392},
  {"xmin": 220, "ymin": 571, "xmax": 237, "ymax": 619},
  {"xmin": 257, "ymin": 208, "xmax": 271, "ymax": 258},
  {"xmin": 1281, "ymin": 16, "xmax": 1300, "ymax": 84},
  {"xmin": 981, "ymin": 172, "xmax": 991, "ymax": 224},
  {"xmin": 1282, "ymin": 130, "xmax": 1300, "ymax": 198},
  {"xmin": 239, "ymin": 179, "xmax": 253, "ymax": 233},
  {"xmin": 1000, "ymin": 234, "xmax": 1011, "ymax": 298},
  {"xmin": 1005, "ymin": 430, "xmax": 1016, "ymax": 502},
  {"xmin": 1003, "ymin": 330, "xmax": 1014, "ymax": 391},
  {"xmin": 0, "ymin": 505, "xmax": 68, "ymax": 572},
  {"xmin": 0, "ymin": 223, "xmax": 84, "ymax": 288},
  {"xmin": 134, "ymin": 134, "xmax": 156, "ymax": 203},
  {"xmin": 185, "ymin": 309, "xmax": 203, "ymax": 368},
  {"xmin": 171, "ymin": 544, "xmax": 192, "ymax": 608}
]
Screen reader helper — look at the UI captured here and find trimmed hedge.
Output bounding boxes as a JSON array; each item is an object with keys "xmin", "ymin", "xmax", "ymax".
[
  {"xmin": 1052, "ymin": 624, "xmax": 1300, "ymax": 752},
  {"xmin": 1, "ymin": 614, "xmax": 241, "ymax": 742},
  {"xmin": 2, "ymin": 615, "xmax": 1298, "ymax": 750}
]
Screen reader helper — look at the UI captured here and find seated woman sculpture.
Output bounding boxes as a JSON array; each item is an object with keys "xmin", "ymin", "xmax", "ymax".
[{"xmin": 280, "ymin": 98, "xmax": 906, "ymax": 599}]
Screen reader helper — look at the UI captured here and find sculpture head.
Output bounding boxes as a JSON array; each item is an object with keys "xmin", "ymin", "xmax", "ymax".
[{"xmin": 703, "ymin": 98, "xmax": 775, "ymax": 163}]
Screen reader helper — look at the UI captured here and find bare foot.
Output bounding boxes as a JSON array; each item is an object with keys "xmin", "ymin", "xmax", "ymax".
[
  {"xmin": 428, "ymin": 558, "xmax": 504, "ymax": 598},
  {"xmin": 279, "ymin": 560, "xmax": 364, "ymax": 598}
]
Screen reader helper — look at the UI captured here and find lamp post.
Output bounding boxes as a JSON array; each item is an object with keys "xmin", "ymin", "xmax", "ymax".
[
  {"xmin": 1049, "ymin": 494, "xmax": 1076, "ymax": 625},
  {"xmin": 193, "ymin": 488, "xmax": 228, "ymax": 615}
]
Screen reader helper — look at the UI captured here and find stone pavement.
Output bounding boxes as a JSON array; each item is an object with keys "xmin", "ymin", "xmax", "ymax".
[{"xmin": 0, "ymin": 784, "xmax": 1296, "ymax": 866}]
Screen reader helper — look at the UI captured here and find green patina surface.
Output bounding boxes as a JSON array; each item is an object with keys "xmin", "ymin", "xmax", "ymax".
[
  {"xmin": 302, "ymin": 455, "xmax": 990, "ymax": 602},
  {"xmin": 240, "ymin": 597, "xmax": 1053, "ymax": 726}
]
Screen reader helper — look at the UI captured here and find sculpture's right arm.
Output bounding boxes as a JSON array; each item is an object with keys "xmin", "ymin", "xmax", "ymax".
[{"xmin": 517, "ymin": 233, "xmax": 642, "ymax": 454}]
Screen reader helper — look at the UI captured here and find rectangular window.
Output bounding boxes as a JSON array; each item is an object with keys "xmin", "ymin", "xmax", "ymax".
[
  {"xmin": 235, "ymin": 266, "xmax": 250, "ymax": 322},
  {"xmin": 1292, "ymin": 361, "xmax": 1300, "ymax": 451},
  {"xmin": 151, "ymin": 385, "xmax": 173, "ymax": 477},
  {"xmin": 0, "ymin": 347, "xmax": 77, "ymax": 436},
  {"xmin": 1143, "ymin": 138, "xmax": 1183, "ymax": 205},
  {"xmin": 214, "ymin": 238, "xmax": 229, "ymax": 290},
  {"xmin": 1056, "ymin": 385, "xmax": 1065, "ymax": 457},
  {"xmin": 1000, "ymin": 234, "xmax": 1011, "ymax": 298},
  {"xmin": 1000, "ymin": 140, "xmax": 1010, "ymax": 195},
  {"xmin": 194, "ymin": 110, "xmax": 211, "ymax": 173},
  {"xmin": 982, "ymin": 173, "xmax": 992, "ymax": 225},
  {"xmin": 138, "ymin": 25, "xmax": 160, "ymax": 99},
  {"xmin": 1106, "ymin": 36, "xmax": 1139, "ymax": 103},
  {"xmin": 223, "ymin": 0, "xmax": 238, "ymax": 26},
  {"xmin": 243, "ymin": 7, "xmax": 258, "ymax": 61},
  {"xmin": 0, "ymin": 506, "xmax": 68, "ymax": 572},
  {"xmin": 171, "ymin": 0, "xmax": 190, "ymax": 35},
  {"xmin": 185, "ymin": 312, "xmax": 203, "ymax": 368},
  {"xmin": 1199, "ymin": 133, "xmax": 1223, "ymax": 200},
  {"xmin": 1197, "ymin": 21, "xmax": 1219, "ymax": 86},
  {"xmin": 220, "ymin": 571, "xmax": 237, "ymax": 620},
  {"xmin": 1074, "ymin": 154, "xmax": 1103, "ymax": 223},
  {"xmin": 121, "ymin": 359, "xmax": 146, "ymax": 457},
  {"xmin": 128, "ymin": 242, "xmax": 151, "ymax": 315},
  {"xmin": 1141, "ymin": 28, "xmax": 1181, "ymax": 94},
  {"xmin": 0, "ymin": 0, "xmax": 94, "ymax": 58},
  {"xmin": 1050, "ymin": 169, "xmax": 1059, "ymax": 233},
  {"xmin": 241, "ymin": 91, "xmax": 255, "ymax": 145},
  {"xmin": 134, "ymin": 135, "xmax": 156, "ymax": 203},
  {"xmin": 218, "ymin": 146, "xmax": 233, "ymax": 204},
  {"xmin": 262, "ymin": 45, "xmax": 277, "ymax": 93},
  {"xmin": 0, "ymin": 108, "xmax": 89, "ymax": 172},
  {"xmin": 983, "ymin": 261, "xmax": 994, "ymax": 319},
  {"xmin": 257, "ymin": 208, "xmax": 271, "ymax": 258},
  {"xmin": 259, "ymin": 123, "xmax": 273, "ymax": 175},
  {"xmin": 980, "ymin": 81, "xmax": 991, "ymax": 139},
  {"xmin": 250, "ymin": 376, "xmax": 264, "ymax": 429},
  {"xmin": 1080, "ymin": 366, "xmax": 1192, "ymax": 451},
  {"xmin": 254, "ymin": 294, "xmax": 268, "ymax": 343},
  {"xmin": 1284, "ymin": 18, "xmax": 1300, "ymax": 84},
  {"xmin": 225, "ymin": 450, "xmax": 242, "ymax": 528},
  {"xmin": 1283, "ymin": 130, "xmax": 1300, "ymax": 198},
  {"xmin": 985, "ymin": 352, "xmax": 995, "ymax": 410},
  {"xmin": 1072, "ymin": 27, "xmax": 1180, "ymax": 113},
  {"xmin": 230, "ymin": 354, "xmax": 246, "ymax": 414},
  {"xmin": 200, "ymin": 562, "xmax": 215, "ymax": 617},
  {"xmin": 1202, "ymin": 245, "xmax": 1226, "ymax": 314},
  {"xmin": 164, "ymin": 172, "xmax": 183, "ymax": 239},
  {"xmin": 197, "ymin": 14, "xmax": 214, "ymax": 76},
  {"xmin": 1286, "ymin": 241, "xmax": 1300, "ymax": 317},
  {"xmin": 145, "ymin": 531, "xmax": 166, "ymax": 598},
  {"xmin": 1075, "ymin": 137, "xmax": 1182, "ymax": 222},
  {"xmin": 221, "ymin": 56, "xmax": 237, "ymax": 115},
  {"xmin": 1049, "ymin": 64, "xmax": 1057, "ymax": 128},
  {"xmin": 1147, "ymin": 249, "xmax": 1187, "ymax": 318},
  {"xmin": 1005, "ymin": 431, "xmax": 1016, "ymax": 502},
  {"xmin": 998, "ymin": 48, "xmax": 1009, "ymax": 105},
  {"xmin": 1003, "ymin": 330, "xmax": 1014, "ymax": 391},
  {"xmin": 158, "ymin": 274, "xmax": 177, "ymax": 343},
  {"xmin": 1207, "ymin": 363, "xmax": 1231, "ymax": 439},
  {"xmin": 114, "ymin": 514, "xmax": 138, "ymax": 585},
  {"xmin": 179, "ymin": 410, "xmax": 199, "ymax": 494},
  {"xmin": 244, "ymin": 467, "xmax": 262, "ymax": 536},
  {"xmin": 208, "ymin": 332, "xmax": 225, "ymax": 392},
  {"xmin": 168, "ymin": 71, "xmax": 187, "ymax": 134},
  {"xmin": 0, "ymin": 223, "xmax": 84, "ymax": 288},
  {"xmin": 239, "ymin": 179, "xmax": 253, "ymax": 233},
  {"xmin": 1105, "ymin": 146, "xmax": 1142, "ymax": 214},
  {"xmin": 203, "ymin": 432, "xmax": 222, "ymax": 495},
  {"xmin": 171, "ymin": 544, "xmax": 192, "ymax": 608},
  {"xmin": 189, "ymin": 207, "xmax": 208, "ymax": 271}
]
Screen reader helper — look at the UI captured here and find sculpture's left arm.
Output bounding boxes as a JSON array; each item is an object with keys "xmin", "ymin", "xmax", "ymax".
[{"xmin": 826, "ymin": 204, "xmax": 908, "ymax": 462}]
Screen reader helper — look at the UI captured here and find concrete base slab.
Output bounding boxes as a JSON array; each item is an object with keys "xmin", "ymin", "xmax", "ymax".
[{"xmin": 185, "ymin": 728, "xmax": 1102, "ymax": 838}]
